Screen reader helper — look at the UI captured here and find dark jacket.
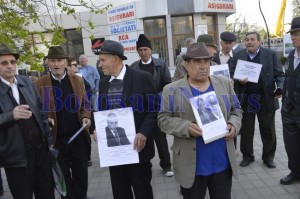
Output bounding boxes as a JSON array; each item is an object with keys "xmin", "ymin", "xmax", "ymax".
[
  {"xmin": 212, "ymin": 51, "xmax": 233, "ymax": 65},
  {"xmin": 106, "ymin": 126, "xmax": 131, "ymax": 147},
  {"xmin": 0, "ymin": 75, "xmax": 53, "ymax": 167},
  {"xmin": 130, "ymin": 57, "xmax": 172, "ymax": 93},
  {"xmin": 230, "ymin": 46, "xmax": 285, "ymax": 111},
  {"xmin": 99, "ymin": 66, "xmax": 158, "ymax": 162},
  {"xmin": 282, "ymin": 48, "xmax": 300, "ymax": 112}
]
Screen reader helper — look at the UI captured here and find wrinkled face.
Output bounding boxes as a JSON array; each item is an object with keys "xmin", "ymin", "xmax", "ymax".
[
  {"xmin": 47, "ymin": 58, "xmax": 67, "ymax": 78},
  {"xmin": 185, "ymin": 58, "xmax": 210, "ymax": 83},
  {"xmin": 221, "ymin": 41, "xmax": 234, "ymax": 55},
  {"xmin": 68, "ymin": 61, "xmax": 78, "ymax": 74},
  {"xmin": 137, "ymin": 47, "xmax": 152, "ymax": 62},
  {"xmin": 99, "ymin": 54, "xmax": 120, "ymax": 76},
  {"xmin": 245, "ymin": 33, "xmax": 261, "ymax": 53},
  {"xmin": 107, "ymin": 116, "xmax": 118, "ymax": 130},
  {"xmin": 290, "ymin": 30, "xmax": 300, "ymax": 49},
  {"xmin": 0, "ymin": 55, "xmax": 17, "ymax": 83},
  {"xmin": 79, "ymin": 56, "xmax": 88, "ymax": 66}
]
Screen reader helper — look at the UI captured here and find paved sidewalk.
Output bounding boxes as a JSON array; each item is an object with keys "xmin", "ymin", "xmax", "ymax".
[{"xmin": 1, "ymin": 110, "xmax": 300, "ymax": 199}]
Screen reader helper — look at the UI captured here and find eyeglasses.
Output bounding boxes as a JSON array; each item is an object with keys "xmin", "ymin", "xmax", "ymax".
[
  {"xmin": 71, "ymin": 63, "xmax": 78, "ymax": 67},
  {"xmin": 0, "ymin": 60, "xmax": 17, "ymax": 66}
]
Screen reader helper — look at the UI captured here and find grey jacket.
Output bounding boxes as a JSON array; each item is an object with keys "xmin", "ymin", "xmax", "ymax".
[
  {"xmin": 130, "ymin": 57, "xmax": 172, "ymax": 93},
  {"xmin": 158, "ymin": 75, "xmax": 243, "ymax": 188},
  {"xmin": 0, "ymin": 75, "xmax": 52, "ymax": 167}
]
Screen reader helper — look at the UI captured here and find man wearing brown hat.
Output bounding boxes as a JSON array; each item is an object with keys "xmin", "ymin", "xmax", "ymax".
[
  {"xmin": 158, "ymin": 42, "xmax": 242, "ymax": 199},
  {"xmin": 280, "ymin": 16, "xmax": 300, "ymax": 185},
  {"xmin": 97, "ymin": 40, "xmax": 158, "ymax": 199},
  {"xmin": 0, "ymin": 44, "xmax": 55, "ymax": 199},
  {"xmin": 35, "ymin": 46, "xmax": 91, "ymax": 199},
  {"xmin": 130, "ymin": 34, "xmax": 174, "ymax": 177}
]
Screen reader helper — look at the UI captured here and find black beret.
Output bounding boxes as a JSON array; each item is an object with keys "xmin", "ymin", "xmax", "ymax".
[{"xmin": 220, "ymin": 31, "xmax": 236, "ymax": 42}]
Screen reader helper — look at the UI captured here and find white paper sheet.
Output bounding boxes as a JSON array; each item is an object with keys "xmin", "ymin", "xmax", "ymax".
[
  {"xmin": 190, "ymin": 91, "xmax": 228, "ymax": 144},
  {"xmin": 233, "ymin": 60, "xmax": 262, "ymax": 83},
  {"xmin": 210, "ymin": 64, "xmax": 230, "ymax": 78},
  {"xmin": 93, "ymin": 107, "xmax": 139, "ymax": 167}
]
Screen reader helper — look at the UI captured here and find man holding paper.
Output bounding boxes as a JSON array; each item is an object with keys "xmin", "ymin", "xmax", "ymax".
[
  {"xmin": 230, "ymin": 31, "xmax": 285, "ymax": 169},
  {"xmin": 158, "ymin": 42, "xmax": 242, "ymax": 199},
  {"xmin": 35, "ymin": 46, "xmax": 91, "ymax": 199},
  {"xmin": 97, "ymin": 40, "xmax": 157, "ymax": 199}
]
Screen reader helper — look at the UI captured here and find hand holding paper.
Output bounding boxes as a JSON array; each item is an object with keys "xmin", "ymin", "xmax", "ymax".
[
  {"xmin": 188, "ymin": 122, "xmax": 202, "ymax": 137},
  {"xmin": 225, "ymin": 123, "xmax": 236, "ymax": 140}
]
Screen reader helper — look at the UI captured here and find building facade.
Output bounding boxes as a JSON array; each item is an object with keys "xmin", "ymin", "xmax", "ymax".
[{"xmin": 29, "ymin": 0, "xmax": 236, "ymax": 71}]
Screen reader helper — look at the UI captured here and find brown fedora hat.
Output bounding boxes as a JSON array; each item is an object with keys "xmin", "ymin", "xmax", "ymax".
[
  {"xmin": 182, "ymin": 42, "xmax": 212, "ymax": 61},
  {"xmin": 287, "ymin": 16, "xmax": 300, "ymax": 33},
  {"xmin": 0, "ymin": 44, "xmax": 20, "ymax": 60},
  {"xmin": 45, "ymin": 46, "xmax": 68, "ymax": 59}
]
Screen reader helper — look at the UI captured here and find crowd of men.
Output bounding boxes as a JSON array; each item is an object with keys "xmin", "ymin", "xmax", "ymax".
[{"xmin": 0, "ymin": 16, "xmax": 300, "ymax": 199}]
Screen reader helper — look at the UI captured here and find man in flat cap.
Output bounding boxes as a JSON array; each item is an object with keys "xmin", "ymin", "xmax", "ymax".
[
  {"xmin": 35, "ymin": 46, "xmax": 91, "ymax": 199},
  {"xmin": 158, "ymin": 42, "xmax": 242, "ymax": 199},
  {"xmin": 130, "ymin": 34, "xmax": 174, "ymax": 177},
  {"xmin": 97, "ymin": 40, "xmax": 158, "ymax": 199},
  {"xmin": 212, "ymin": 31, "xmax": 237, "ymax": 65},
  {"xmin": 0, "ymin": 44, "xmax": 55, "ymax": 199},
  {"xmin": 280, "ymin": 16, "xmax": 300, "ymax": 185}
]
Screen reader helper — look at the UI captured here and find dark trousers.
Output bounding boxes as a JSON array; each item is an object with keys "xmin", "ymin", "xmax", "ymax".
[
  {"xmin": 240, "ymin": 95, "xmax": 276, "ymax": 161},
  {"xmin": 281, "ymin": 108, "xmax": 300, "ymax": 177},
  {"xmin": 153, "ymin": 125, "xmax": 171, "ymax": 170},
  {"xmin": 0, "ymin": 169, "xmax": 2, "ymax": 190},
  {"xmin": 109, "ymin": 162, "xmax": 153, "ymax": 199},
  {"xmin": 56, "ymin": 134, "xmax": 88, "ymax": 199},
  {"xmin": 181, "ymin": 168, "xmax": 232, "ymax": 199},
  {"xmin": 5, "ymin": 145, "xmax": 55, "ymax": 199}
]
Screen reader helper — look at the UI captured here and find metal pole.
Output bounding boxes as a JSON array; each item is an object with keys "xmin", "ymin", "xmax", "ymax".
[{"xmin": 258, "ymin": 0, "xmax": 270, "ymax": 48}]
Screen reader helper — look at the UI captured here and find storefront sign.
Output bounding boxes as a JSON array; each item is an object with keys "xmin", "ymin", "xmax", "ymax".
[
  {"xmin": 107, "ymin": 2, "xmax": 136, "ymax": 24},
  {"xmin": 203, "ymin": 0, "xmax": 235, "ymax": 12},
  {"xmin": 110, "ymin": 32, "xmax": 138, "ymax": 52},
  {"xmin": 109, "ymin": 20, "xmax": 137, "ymax": 35}
]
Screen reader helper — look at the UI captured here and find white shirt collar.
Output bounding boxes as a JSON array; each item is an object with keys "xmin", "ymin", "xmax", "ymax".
[
  {"xmin": 51, "ymin": 71, "xmax": 67, "ymax": 81},
  {"xmin": 141, "ymin": 57, "xmax": 152, "ymax": 64},
  {"xmin": 109, "ymin": 64, "xmax": 126, "ymax": 82},
  {"xmin": 0, "ymin": 76, "xmax": 17, "ymax": 86}
]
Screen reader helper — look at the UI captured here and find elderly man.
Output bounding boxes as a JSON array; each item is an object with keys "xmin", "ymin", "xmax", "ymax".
[
  {"xmin": 130, "ymin": 34, "xmax": 174, "ymax": 177},
  {"xmin": 280, "ymin": 16, "xmax": 300, "ymax": 185},
  {"xmin": 78, "ymin": 54, "xmax": 100, "ymax": 111},
  {"xmin": 230, "ymin": 31, "xmax": 285, "ymax": 168},
  {"xmin": 35, "ymin": 46, "xmax": 91, "ymax": 199},
  {"xmin": 172, "ymin": 37, "xmax": 196, "ymax": 81},
  {"xmin": 97, "ymin": 40, "xmax": 157, "ymax": 199},
  {"xmin": 158, "ymin": 42, "xmax": 242, "ymax": 199},
  {"xmin": 212, "ymin": 31, "xmax": 236, "ymax": 65},
  {"xmin": 0, "ymin": 44, "xmax": 54, "ymax": 199}
]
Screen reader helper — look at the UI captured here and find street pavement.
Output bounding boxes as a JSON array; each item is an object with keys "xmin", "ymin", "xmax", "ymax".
[{"xmin": 1, "ymin": 109, "xmax": 300, "ymax": 199}]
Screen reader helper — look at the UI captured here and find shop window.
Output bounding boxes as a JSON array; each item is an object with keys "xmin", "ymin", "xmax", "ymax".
[
  {"xmin": 171, "ymin": 15, "xmax": 194, "ymax": 63},
  {"xmin": 29, "ymin": 29, "xmax": 84, "ymax": 59},
  {"xmin": 143, "ymin": 18, "xmax": 168, "ymax": 65}
]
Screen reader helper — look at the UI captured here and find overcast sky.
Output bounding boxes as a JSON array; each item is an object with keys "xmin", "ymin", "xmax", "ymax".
[{"xmin": 227, "ymin": 0, "xmax": 293, "ymax": 34}]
